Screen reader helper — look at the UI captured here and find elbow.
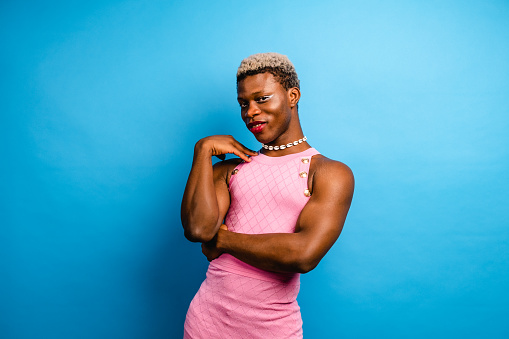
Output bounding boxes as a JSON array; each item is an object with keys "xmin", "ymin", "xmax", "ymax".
[
  {"xmin": 181, "ymin": 211, "xmax": 218, "ymax": 243},
  {"xmin": 293, "ymin": 247, "xmax": 322, "ymax": 273},
  {"xmin": 183, "ymin": 225, "xmax": 216, "ymax": 243},
  {"xmin": 295, "ymin": 258, "xmax": 319, "ymax": 274}
]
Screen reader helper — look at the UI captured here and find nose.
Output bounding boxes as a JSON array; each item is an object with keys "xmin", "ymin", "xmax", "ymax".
[{"xmin": 244, "ymin": 102, "xmax": 261, "ymax": 120}]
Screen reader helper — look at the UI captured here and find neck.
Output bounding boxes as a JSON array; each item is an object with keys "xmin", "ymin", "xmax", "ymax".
[
  {"xmin": 261, "ymin": 121, "xmax": 310, "ymax": 156},
  {"xmin": 260, "ymin": 140, "xmax": 311, "ymax": 156}
]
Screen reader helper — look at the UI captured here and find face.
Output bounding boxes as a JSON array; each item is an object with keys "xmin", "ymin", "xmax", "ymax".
[{"xmin": 237, "ymin": 73, "xmax": 297, "ymax": 144}]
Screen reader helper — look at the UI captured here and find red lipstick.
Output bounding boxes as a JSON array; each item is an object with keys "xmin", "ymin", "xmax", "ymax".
[{"xmin": 247, "ymin": 121, "xmax": 267, "ymax": 134}]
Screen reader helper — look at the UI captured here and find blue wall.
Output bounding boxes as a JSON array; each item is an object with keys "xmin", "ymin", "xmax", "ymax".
[{"xmin": 1, "ymin": 1, "xmax": 508, "ymax": 338}]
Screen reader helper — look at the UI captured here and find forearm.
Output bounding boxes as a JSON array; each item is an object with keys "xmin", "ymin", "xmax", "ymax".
[
  {"xmin": 181, "ymin": 145, "xmax": 220, "ymax": 242},
  {"xmin": 216, "ymin": 230, "xmax": 318, "ymax": 273},
  {"xmin": 181, "ymin": 135, "xmax": 257, "ymax": 243}
]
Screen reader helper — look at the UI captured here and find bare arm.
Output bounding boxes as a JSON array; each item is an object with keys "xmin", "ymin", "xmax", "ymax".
[
  {"xmin": 202, "ymin": 157, "xmax": 354, "ymax": 273},
  {"xmin": 181, "ymin": 135, "xmax": 257, "ymax": 242}
]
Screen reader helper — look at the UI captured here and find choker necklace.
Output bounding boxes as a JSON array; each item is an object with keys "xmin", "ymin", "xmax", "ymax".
[{"xmin": 262, "ymin": 136, "xmax": 307, "ymax": 151}]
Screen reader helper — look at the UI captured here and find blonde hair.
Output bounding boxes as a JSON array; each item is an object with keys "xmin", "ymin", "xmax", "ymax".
[{"xmin": 236, "ymin": 52, "xmax": 300, "ymax": 90}]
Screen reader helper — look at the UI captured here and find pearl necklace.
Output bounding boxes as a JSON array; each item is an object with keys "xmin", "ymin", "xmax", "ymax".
[{"xmin": 262, "ymin": 136, "xmax": 307, "ymax": 151}]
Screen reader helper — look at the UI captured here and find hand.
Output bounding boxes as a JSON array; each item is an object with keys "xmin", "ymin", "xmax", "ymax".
[
  {"xmin": 201, "ymin": 224, "xmax": 228, "ymax": 261},
  {"xmin": 196, "ymin": 135, "xmax": 258, "ymax": 162}
]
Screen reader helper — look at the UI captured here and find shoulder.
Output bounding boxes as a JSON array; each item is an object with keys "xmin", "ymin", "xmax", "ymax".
[
  {"xmin": 310, "ymin": 154, "xmax": 354, "ymax": 196},
  {"xmin": 213, "ymin": 158, "xmax": 244, "ymax": 184},
  {"xmin": 311, "ymin": 155, "xmax": 354, "ymax": 180},
  {"xmin": 213, "ymin": 157, "xmax": 243, "ymax": 171}
]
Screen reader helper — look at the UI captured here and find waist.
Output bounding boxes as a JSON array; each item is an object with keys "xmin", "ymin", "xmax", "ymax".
[{"xmin": 209, "ymin": 254, "xmax": 300, "ymax": 285}]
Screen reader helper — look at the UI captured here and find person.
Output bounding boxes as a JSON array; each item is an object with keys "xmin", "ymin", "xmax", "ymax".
[{"xmin": 181, "ymin": 52, "xmax": 354, "ymax": 338}]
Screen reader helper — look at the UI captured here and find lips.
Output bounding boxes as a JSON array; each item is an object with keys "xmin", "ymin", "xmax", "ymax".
[{"xmin": 247, "ymin": 121, "xmax": 267, "ymax": 134}]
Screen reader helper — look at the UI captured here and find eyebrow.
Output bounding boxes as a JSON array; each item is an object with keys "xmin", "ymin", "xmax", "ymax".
[{"xmin": 237, "ymin": 90, "xmax": 268, "ymax": 100}]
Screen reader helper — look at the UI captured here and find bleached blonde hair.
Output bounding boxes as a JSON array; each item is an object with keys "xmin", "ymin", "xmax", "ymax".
[{"xmin": 236, "ymin": 52, "xmax": 300, "ymax": 90}]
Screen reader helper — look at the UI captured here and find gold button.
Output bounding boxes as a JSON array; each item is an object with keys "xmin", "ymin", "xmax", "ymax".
[
  {"xmin": 303, "ymin": 189, "xmax": 311, "ymax": 197},
  {"xmin": 301, "ymin": 158, "xmax": 309, "ymax": 164},
  {"xmin": 299, "ymin": 171, "xmax": 308, "ymax": 178},
  {"xmin": 232, "ymin": 169, "xmax": 239, "ymax": 175}
]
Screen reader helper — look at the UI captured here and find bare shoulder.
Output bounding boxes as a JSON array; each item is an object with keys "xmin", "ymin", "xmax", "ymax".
[
  {"xmin": 213, "ymin": 158, "xmax": 244, "ymax": 184},
  {"xmin": 310, "ymin": 154, "xmax": 354, "ymax": 195},
  {"xmin": 213, "ymin": 157, "xmax": 243, "ymax": 171}
]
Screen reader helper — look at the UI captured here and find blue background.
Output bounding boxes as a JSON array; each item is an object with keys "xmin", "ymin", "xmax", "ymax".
[{"xmin": 1, "ymin": 1, "xmax": 508, "ymax": 338}]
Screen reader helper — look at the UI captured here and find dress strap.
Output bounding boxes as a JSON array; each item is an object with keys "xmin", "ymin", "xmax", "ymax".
[{"xmin": 297, "ymin": 148, "xmax": 320, "ymax": 198}]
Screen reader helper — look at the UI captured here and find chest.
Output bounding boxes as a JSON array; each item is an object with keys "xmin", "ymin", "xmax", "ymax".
[{"xmin": 228, "ymin": 159, "xmax": 311, "ymax": 212}]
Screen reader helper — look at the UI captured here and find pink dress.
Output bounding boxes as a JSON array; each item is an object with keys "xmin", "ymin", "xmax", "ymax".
[{"xmin": 184, "ymin": 148, "xmax": 321, "ymax": 338}]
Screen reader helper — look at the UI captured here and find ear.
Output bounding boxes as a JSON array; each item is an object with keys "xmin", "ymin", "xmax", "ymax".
[{"xmin": 287, "ymin": 87, "xmax": 301, "ymax": 108}]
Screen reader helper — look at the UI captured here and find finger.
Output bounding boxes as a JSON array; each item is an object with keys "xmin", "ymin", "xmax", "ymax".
[
  {"xmin": 230, "ymin": 149, "xmax": 252, "ymax": 162},
  {"xmin": 234, "ymin": 141, "xmax": 258, "ymax": 156},
  {"xmin": 220, "ymin": 224, "xmax": 228, "ymax": 231},
  {"xmin": 230, "ymin": 145, "xmax": 257, "ymax": 162}
]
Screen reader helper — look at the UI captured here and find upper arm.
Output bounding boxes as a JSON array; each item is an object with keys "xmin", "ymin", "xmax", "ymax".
[
  {"xmin": 212, "ymin": 159, "xmax": 241, "ymax": 227},
  {"xmin": 295, "ymin": 159, "xmax": 355, "ymax": 270}
]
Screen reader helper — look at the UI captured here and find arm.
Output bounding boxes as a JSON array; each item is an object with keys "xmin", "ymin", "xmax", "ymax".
[
  {"xmin": 180, "ymin": 135, "xmax": 257, "ymax": 242},
  {"xmin": 202, "ymin": 158, "xmax": 354, "ymax": 273}
]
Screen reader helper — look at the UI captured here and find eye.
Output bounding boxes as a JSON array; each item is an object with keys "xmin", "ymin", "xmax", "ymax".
[
  {"xmin": 239, "ymin": 101, "xmax": 248, "ymax": 108},
  {"xmin": 256, "ymin": 95, "xmax": 273, "ymax": 103}
]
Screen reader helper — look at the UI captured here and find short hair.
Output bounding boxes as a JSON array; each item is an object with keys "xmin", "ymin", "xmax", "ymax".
[{"xmin": 236, "ymin": 52, "xmax": 300, "ymax": 90}]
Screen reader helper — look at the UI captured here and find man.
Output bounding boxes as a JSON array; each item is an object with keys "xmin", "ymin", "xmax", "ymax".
[{"xmin": 181, "ymin": 52, "xmax": 354, "ymax": 338}]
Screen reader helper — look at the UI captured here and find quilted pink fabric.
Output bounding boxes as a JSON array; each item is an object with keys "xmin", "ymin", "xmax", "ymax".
[{"xmin": 184, "ymin": 148, "xmax": 320, "ymax": 339}]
